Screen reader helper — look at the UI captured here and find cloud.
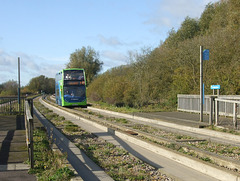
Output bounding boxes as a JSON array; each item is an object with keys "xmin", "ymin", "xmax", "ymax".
[
  {"xmin": 0, "ymin": 50, "xmax": 18, "ymax": 71},
  {"xmin": 144, "ymin": 0, "xmax": 219, "ymax": 33},
  {"xmin": 97, "ymin": 34, "xmax": 141, "ymax": 48},
  {"xmin": 101, "ymin": 50, "xmax": 127, "ymax": 71},
  {"xmin": 98, "ymin": 35, "xmax": 123, "ymax": 47},
  {"xmin": 102, "ymin": 50, "xmax": 127, "ymax": 62},
  {"xmin": 0, "ymin": 49, "xmax": 65, "ymax": 85}
]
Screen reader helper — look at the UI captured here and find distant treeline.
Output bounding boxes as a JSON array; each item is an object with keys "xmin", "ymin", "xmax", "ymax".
[
  {"xmin": 0, "ymin": 80, "xmax": 18, "ymax": 96},
  {"xmin": 0, "ymin": 76, "xmax": 55, "ymax": 96},
  {"xmin": 87, "ymin": 0, "xmax": 240, "ymax": 108}
]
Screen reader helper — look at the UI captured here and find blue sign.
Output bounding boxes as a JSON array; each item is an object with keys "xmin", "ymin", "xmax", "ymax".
[
  {"xmin": 211, "ymin": 85, "xmax": 220, "ymax": 90},
  {"xmin": 203, "ymin": 49, "xmax": 209, "ymax": 60}
]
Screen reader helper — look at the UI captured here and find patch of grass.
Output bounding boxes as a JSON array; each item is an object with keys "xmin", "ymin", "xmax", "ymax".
[
  {"xmin": 115, "ymin": 118, "xmax": 129, "ymax": 124},
  {"xmin": 64, "ymin": 124, "xmax": 78, "ymax": 132},
  {"xmin": 89, "ymin": 100, "xmax": 175, "ymax": 113},
  {"xmin": 46, "ymin": 112, "xmax": 58, "ymax": 120},
  {"xmin": 29, "ymin": 128, "xmax": 74, "ymax": 180},
  {"xmin": 200, "ymin": 157, "xmax": 212, "ymax": 163},
  {"xmin": 207, "ymin": 126, "xmax": 240, "ymax": 135}
]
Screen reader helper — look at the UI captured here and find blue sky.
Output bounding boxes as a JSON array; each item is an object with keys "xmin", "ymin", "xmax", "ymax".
[{"xmin": 0, "ymin": 0, "xmax": 218, "ymax": 86}]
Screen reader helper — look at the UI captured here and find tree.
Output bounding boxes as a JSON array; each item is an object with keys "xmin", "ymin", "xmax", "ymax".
[
  {"xmin": 0, "ymin": 80, "xmax": 18, "ymax": 96},
  {"xmin": 228, "ymin": 0, "xmax": 240, "ymax": 29},
  {"xmin": 199, "ymin": 3, "xmax": 216, "ymax": 34},
  {"xmin": 177, "ymin": 16, "xmax": 200, "ymax": 41},
  {"xmin": 66, "ymin": 46, "xmax": 103, "ymax": 84},
  {"xmin": 164, "ymin": 17, "xmax": 200, "ymax": 47},
  {"xmin": 27, "ymin": 75, "xmax": 55, "ymax": 94}
]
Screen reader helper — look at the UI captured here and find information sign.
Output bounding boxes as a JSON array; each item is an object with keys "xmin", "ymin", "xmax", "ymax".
[
  {"xmin": 203, "ymin": 49, "xmax": 209, "ymax": 60},
  {"xmin": 211, "ymin": 85, "xmax": 220, "ymax": 90}
]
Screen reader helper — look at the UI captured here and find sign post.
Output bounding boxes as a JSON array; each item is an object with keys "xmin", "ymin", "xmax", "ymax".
[
  {"xmin": 200, "ymin": 47, "xmax": 209, "ymax": 122},
  {"xmin": 200, "ymin": 46, "xmax": 203, "ymax": 122},
  {"xmin": 211, "ymin": 85, "xmax": 220, "ymax": 95}
]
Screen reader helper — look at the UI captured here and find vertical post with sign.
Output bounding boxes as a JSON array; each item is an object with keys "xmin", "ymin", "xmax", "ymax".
[
  {"xmin": 200, "ymin": 47, "xmax": 209, "ymax": 122},
  {"xmin": 200, "ymin": 46, "xmax": 203, "ymax": 122}
]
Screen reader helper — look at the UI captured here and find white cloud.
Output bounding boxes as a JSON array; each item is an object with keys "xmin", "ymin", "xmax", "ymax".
[
  {"xmin": 144, "ymin": 0, "xmax": 219, "ymax": 33},
  {"xmin": 0, "ymin": 50, "xmax": 17, "ymax": 71},
  {"xmin": 97, "ymin": 34, "xmax": 141, "ymax": 48},
  {"xmin": 101, "ymin": 50, "xmax": 127, "ymax": 71},
  {"xmin": 98, "ymin": 35, "xmax": 123, "ymax": 47},
  {"xmin": 102, "ymin": 50, "xmax": 127, "ymax": 62}
]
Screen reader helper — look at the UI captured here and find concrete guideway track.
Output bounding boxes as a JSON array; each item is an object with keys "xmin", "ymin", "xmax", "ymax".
[
  {"xmin": 87, "ymin": 107, "xmax": 240, "ymax": 147},
  {"xmin": 39, "ymin": 98, "xmax": 237, "ymax": 181},
  {"xmin": 34, "ymin": 104, "xmax": 113, "ymax": 181}
]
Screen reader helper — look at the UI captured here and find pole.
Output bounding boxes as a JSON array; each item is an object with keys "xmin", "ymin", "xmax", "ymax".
[
  {"xmin": 200, "ymin": 46, "xmax": 203, "ymax": 122},
  {"xmin": 18, "ymin": 57, "xmax": 21, "ymax": 110}
]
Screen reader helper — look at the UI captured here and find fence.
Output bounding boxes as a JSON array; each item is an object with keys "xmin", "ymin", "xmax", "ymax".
[
  {"xmin": 0, "ymin": 97, "xmax": 25, "ymax": 115},
  {"xmin": 178, "ymin": 94, "xmax": 240, "ymax": 128},
  {"xmin": 215, "ymin": 98, "xmax": 240, "ymax": 129},
  {"xmin": 25, "ymin": 99, "xmax": 34, "ymax": 169}
]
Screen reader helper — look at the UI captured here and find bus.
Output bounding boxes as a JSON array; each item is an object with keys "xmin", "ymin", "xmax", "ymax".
[{"xmin": 55, "ymin": 68, "xmax": 87, "ymax": 107}]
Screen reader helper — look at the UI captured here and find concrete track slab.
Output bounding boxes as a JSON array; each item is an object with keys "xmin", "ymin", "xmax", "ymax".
[{"xmin": 34, "ymin": 107, "xmax": 114, "ymax": 181}]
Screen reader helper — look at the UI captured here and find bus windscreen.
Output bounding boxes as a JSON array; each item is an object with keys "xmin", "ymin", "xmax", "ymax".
[{"xmin": 64, "ymin": 70, "xmax": 85, "ymax": 81}]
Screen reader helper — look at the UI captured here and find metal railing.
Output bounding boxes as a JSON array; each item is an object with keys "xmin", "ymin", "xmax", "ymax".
[
  {"xmin": 0, "ymin": 97, "xmax": 25, "ymax": 115},
  {"xmin": 215, "ymin": 98, "xmax": 240, "ymax": 129},
  {"xmin": 178, "ymin": 94, "xmax": 240, "ymax": 129},
  {"xmin": 25, "ymin": 99, "xmax": 34, "ymax": 169},
  {"xmin": 178, "ymin": 95, "xmax": 240, "ymax": 116}
]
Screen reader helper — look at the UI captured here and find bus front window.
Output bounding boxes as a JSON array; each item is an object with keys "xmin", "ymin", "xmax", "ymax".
[{"xmin": 64, "ymin": 70, "xmax": 84, "ymax": 81}]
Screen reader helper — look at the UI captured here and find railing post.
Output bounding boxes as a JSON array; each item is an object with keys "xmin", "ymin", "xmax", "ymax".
[
  {"xmin": 215, "ymin": 99, "xmax": 219, "ymax": 126},
  {"xmin": 10, "ymin": 100, "xmax": 12, "ymax": 114},
  {"xmin": 209, "ymin": 96, "xmax": 213, "ymax": 125},
  {"xmin": 233, "ymin": 103, "xmax": 238, "ymax": 129}
]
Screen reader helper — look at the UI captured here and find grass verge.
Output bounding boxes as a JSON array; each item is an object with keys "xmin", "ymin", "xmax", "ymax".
[{"xmin": 28, "ymin": 127, "xmax": 74, "ymax": 181}]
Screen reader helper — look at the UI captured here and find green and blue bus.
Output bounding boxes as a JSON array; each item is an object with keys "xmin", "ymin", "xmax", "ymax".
[{"xmin": 55, "ymin": 68, "xmax": 87, "ymax": 107}]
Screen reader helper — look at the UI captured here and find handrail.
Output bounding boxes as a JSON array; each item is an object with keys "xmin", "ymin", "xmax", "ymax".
[
  {"xmin": 25, "ymin": 99, "xmax": 34, "ymax": 169},
  {"xmin": 215, "ymin": 98, "xmax": 240, "ymax": 104}
]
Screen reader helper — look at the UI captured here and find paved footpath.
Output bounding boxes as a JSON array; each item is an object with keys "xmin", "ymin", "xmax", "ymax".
[{"xmin": 0, "ymin": 115, "xmax": 37, "ymax": 181}]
